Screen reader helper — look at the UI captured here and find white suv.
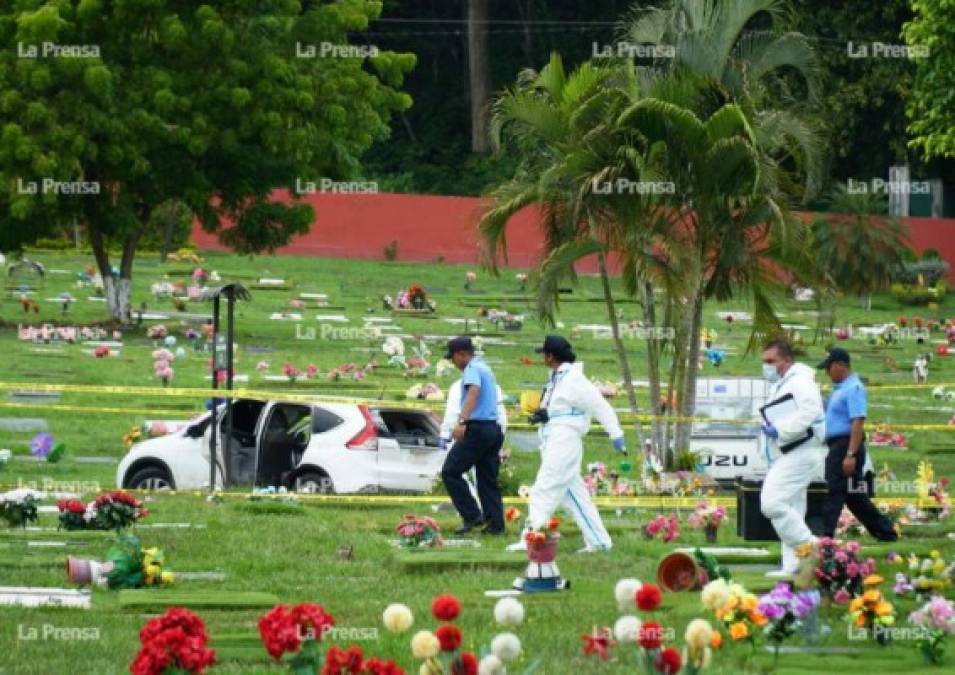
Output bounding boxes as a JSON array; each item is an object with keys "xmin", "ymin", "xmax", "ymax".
[{"xmin": 116, "ymin": 399, "xmax": 445, "ymax": 493}]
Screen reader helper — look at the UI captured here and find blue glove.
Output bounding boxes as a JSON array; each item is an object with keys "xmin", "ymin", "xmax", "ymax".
[
  {"xmin": 612, "ymin": 436, "xmax": 627, "ymax": 454},
  {"xmin": 762, "ymin": 424, "xmax": 779, "ymax": 439}
]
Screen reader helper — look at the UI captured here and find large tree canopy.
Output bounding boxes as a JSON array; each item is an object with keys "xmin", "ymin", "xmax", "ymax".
[
  {"xmin": 0, "ymin": 0, "xmax": 414, "ymax": 318},
  {"xmin": 903, "ymin": 0, "xmax": 955, "ymax": 160}
]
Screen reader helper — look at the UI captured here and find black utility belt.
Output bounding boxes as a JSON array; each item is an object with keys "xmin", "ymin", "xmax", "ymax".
[{"xmin": 465, "ymin": 419, "xmax": 497, "ymax": 426}]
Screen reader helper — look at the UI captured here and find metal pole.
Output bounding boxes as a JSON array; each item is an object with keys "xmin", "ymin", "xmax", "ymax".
[
  {"xmin": 224, "ymin": 288, "xmax": 235, "ymax": 487},
  {"xmin": 209, "ymin": 296, "xmax": 220, "ymax": 493}
]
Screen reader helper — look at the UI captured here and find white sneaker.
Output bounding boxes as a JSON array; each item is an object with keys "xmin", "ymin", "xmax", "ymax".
[
  {"xmin": 506, "ymin": 540, "xmax": 527, "ymax": 552},
  {"xmin": 577, "ymin": 545, "xmax": 612, "ymax": 554}
]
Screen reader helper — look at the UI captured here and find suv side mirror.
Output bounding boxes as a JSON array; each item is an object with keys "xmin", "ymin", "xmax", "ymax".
[{"xmin": 185, "ymin": 424, "xmax": 204, "ymax": 439}]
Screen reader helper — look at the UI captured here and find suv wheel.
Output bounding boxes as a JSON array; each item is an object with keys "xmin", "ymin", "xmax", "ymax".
[
  {"xmin": 127, "ymin": 466, "xmax": 174, "ymax": 490},
  {"xmin": 294, "ymin": 471, "xmax": 334, "ymax": 494}
]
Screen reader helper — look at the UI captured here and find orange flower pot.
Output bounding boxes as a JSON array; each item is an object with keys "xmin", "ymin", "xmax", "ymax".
[{"xmin": 657, "ymin": 552, "xmax": 708, "ymax": 592}]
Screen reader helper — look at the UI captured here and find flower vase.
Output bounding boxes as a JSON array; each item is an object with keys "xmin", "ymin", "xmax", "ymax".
[
  {"xmin": 528, "ymin": 536, "xmax": 558, "ymax": 564},
  {"xmin": 66, "ymin": 556, "xmax": 114, "ymax": 586},
  {"xmin": 704, "ymin": 524, "xmax": 718, "ymax": 543}
]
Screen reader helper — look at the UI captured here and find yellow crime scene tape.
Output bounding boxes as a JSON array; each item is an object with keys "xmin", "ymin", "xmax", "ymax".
[{"xmin": 1, "ymin": 381, "xmax": 954, "ymax": 431}]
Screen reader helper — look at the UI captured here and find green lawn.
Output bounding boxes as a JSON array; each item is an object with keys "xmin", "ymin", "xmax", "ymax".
[{"xmin": 0, "ymin": 249, "xmax": 954, "ymax": 674}]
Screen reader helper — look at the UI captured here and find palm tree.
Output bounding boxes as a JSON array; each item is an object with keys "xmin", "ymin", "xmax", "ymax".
[
  {"xmin": 811, "ymin": 183, "xmax": 911, "ymax": 311},
  {"xmin": 619, "ymin": 0, "xmax": 823, "ymax": 455}
]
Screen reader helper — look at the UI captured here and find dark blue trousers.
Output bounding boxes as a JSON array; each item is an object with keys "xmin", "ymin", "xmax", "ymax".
[{"xmin": 441, "ymin": 421, "xmax": 504, "ymax": 530}]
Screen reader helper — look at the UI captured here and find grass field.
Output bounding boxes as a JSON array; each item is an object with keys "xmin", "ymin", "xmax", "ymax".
[{"xmin": 1, "ymin": 249, "xmax": 954, "ymax": 674}]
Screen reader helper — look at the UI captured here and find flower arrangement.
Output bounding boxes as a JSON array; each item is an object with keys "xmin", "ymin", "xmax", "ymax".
[
  {"xmin": 146, "ymin": 324, "xmax": 168, "ymax": 340},
  {"xmin": 515, "ymin": 272, "xmax": 528, "ymax": 290},
  {"xmin": 687, "ymin": 501, "xmax": 727, "ymax": 542},
  {"xmin": 408, "ymin": 594, "xmax": 479, "ymax": 675},
  {"xmin": 701, "ymin": 578, "xmax": 767, "ymax": 648},
  {"xmin": 105, "ymin": 535, "xmax": 174, "ymax": 589},
  {"xmin": 1, "ymin": 493, "xmax": 38, "ymax": 528},
  {"xmin": 464, "ymin": 272, "xmax": 477, "ymax": 290},
  {"xmin": 394, "ymin": 284, "xmax": 435, "ymax": 311},
  {"xmin": 56, "ymin": 498, "xmax": 90, "ymax": 530},
  {"xmin": 892, "ymin": 550, "xmax": 954, "ymax": 599},
  {"xmin": 525, "ymin": 517, "xmax": 561, "ymax": 561},
  {"xmin": 757, "ymin": 583, "xmax": 820, "ymax": 662},
  {"xmin": 85, "ymin": 490, "xmax": 149, "ymax": 531},
  {"xmin": 643, "ymin": 514, "xmax": 680, "ymax": 543},
  {"xmin": 683, "ymin": 618, "xmax": 715, "ymax": 675},
  {"xmin": 582, "ymin": 626, "xmax": 614, "ymax": 660},
  {"xmin": 583, "ymin": 462, "xmax": 636, "ymax": 497},
  {"xmin": 282, "ymin": 361, "xmax": 302, "ymax": 383},
  {"xmin": 406, "ymin": 383, "xmax": 443, "ymax": 401},
  {"xmin": 258, "ymin": 603, "xmax": 335, "ymax": 672},
  {"xmin": 396, "ymin": 514, "xmax": 443, "ymax": 549},
  {"xmin": 153, "ymin": 348, "xmax": 175, "ymax": 386},
  {"xmin": 846, "ymin": 577, "xmax": 896, "ymax": 644},
  {"xmin": 799, "ymin": 537, "xmax": 875, "ymax": 602},
  {"xmin": 124, "ymin": 425, "xmax": 143, "ymax": 448},
  {"xmin": 30, "ymin": 432, "xmax": 66, "ymax": 463},
  {"xmin": 909, "ymin": 596, "xmax": 955, "ymax": 665},
  {"xmin": 130, "ymin": 608, "xmax": 215, "ymax": 675}
]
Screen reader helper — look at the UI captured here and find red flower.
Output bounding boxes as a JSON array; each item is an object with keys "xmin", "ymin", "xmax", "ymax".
[
  {"xmin": 432, "ymin": 594, "xmax": 461, "ymax": 621},
  {"xmin": 363, "ymin": 660, "xmax": 401, "ymax": 675},
  {"xmin": 582, "ymin": 627, "xmax": 614, "ymax": 660},
  {"xmin": 436, "ymin": 624, "xmax": 463, "ymax": 652},
  {"xmin": 363, "ymin": 658, "xmax": 405, "ymax": 675},
  {"xmin": 131, "ymin": 608, "xmax": 215, "ymax": 675},
  {"xmin": 291, "ymin": 603, "xmax": 335, "ymax": 641},
  {"xmin": 636, "ymin": 583, "xmax": 663, "ymax": 611},
  {"xmin": 57, "ymin": 498, "xmax": 86, "ymax": 515},
  {"xmin": 655, "ymin": 647, "xmax": 682, "ymax": 674},
  {"xmin": 450, "ymin": 652, "xmax": 478, "ymax": 675},
  {"xmin": 322, "ymin": 645, "xmax": 364, "ymax": 674},
  {"xmin": 638, "ymin": 622, "xmax": 664, "ymax": 650},
  {"xmin": 258, "ymin": 605, "xmax": 301, "ymax": 660}
]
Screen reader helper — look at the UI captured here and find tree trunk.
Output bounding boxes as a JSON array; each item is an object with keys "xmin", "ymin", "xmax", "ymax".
[
  {"xmin": 159, "ymin": 200, "xmax": 182, "ymax": 263},
  {"xmin": 89, "ymin": 224, "xmax": 145, "ymax": 323},
  {"xmin": 641, "ymin": 278, "xmax": 663, "ymax": 452},
  {"xmin": 467, "ymin": 0, "xmax": 491, "ymax": 154},
  {"xmin": 597, "ymin": 253, "xmax": 646, "ymax": 449},
  {"xmin": 674, "ymin": 285, "xmax": 705, "ymax": 458}
]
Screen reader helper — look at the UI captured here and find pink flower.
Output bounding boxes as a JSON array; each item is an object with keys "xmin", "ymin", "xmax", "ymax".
[
  {"xmin": 846, "ymin": 541, "xmax": 860, "ymax": 554},
  {"xmin": 834, "ymin": 551, "xmax": 849, "ymax": 564},
  {"xmin": 846, "ymin": 562, "xmax": 860, "ymax": 578},
  {"xmin": 834, "ymin": 590, "xmax": 850, "ymax": 604}
]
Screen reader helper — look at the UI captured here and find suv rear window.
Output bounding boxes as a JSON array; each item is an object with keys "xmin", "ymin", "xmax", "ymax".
[
  {"xmin": 374, "ymin": 409, "xmax": 439, "ymax": 447},
  {"xmin": 312, "ymin": 407, "xmax": 344, "ymax": 434}
]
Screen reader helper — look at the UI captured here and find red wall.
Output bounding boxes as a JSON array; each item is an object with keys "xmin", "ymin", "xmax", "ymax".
[{"xmin": 191, "ymin": 192, "xmax": 955, "ymax": 280}]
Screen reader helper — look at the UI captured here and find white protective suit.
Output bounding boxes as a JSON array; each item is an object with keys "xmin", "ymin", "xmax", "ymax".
[
  {"xmin": 760, "ymin": 362, "xmax": 827, "ymax": 572},
  {"xmin": 523, "ymin": 361, "xmax": 624, "ymax": 550}
]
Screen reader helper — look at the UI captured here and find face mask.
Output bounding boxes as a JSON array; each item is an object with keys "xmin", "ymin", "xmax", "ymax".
[{"xmin": 762, "ymin": 363, "xmax": 781, "ymax": 383}]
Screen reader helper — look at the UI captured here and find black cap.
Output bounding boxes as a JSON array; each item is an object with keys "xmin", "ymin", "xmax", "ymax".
[
  {"xmin": 444, "ymin": 336, "xmax": 474, "ymax": 359},
  {"xmin": 535, "ymin": 335, "xmax": 573, "ymax": 355},
  {"xmin": 817, "ymin": 347, "xmax": 851, "ymax": 370}
]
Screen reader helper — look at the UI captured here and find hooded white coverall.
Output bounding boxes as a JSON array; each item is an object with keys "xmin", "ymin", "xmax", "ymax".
[
  {"xmin": 760, "ymin": 362, "xmax": 827, "ymax": 572},
  {"xmin": 523, "ymin": 362, "xmax": 624, "ymax": 550}
]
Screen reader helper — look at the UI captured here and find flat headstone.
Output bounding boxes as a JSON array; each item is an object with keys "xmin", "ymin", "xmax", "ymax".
[
  {"xmin": 176, "ymin": 571, "xmax": 226, "ymax": 581},
  {"xmin": 75, "ymin": 456, "xmax": 119, "ymax": 465},
  {"xmin": 8, "ymin": 391, "xmax": 62, "ymax": 404},
  {"xmin": 763, "ymin": 646, "xmax": 867, "ymax": 655},
  {"xmin": 676, "ymin": 546, "xmax": 773, "ymax": 558},
  {"xmin": 269, "ymin": 312, "xmax": 302, "ymax": 321},
  {"xmin": 27, "ymin": 541, "xmax": 67, "ymax": 547},
  {"xmin": 0, "ymin": 418, "xmax": 48, "ymax": 432},
  {"xmin": 137, "ymin": 523, "xmax": 207, "ymax": 529},
  {"xmin": 316, "ymin": 314, "xmax": 349, "ymax": 322},
  {"xmin": 203, "ymin": 374, "xmax": 249, "ymax": 382},
  {"xmin": 244, "ymin": 345, "xmax": 274, "ymax": 353},
  {"xmin": 0, "ymin": 587, "xmax": 91, "ymax": 609},
  {"xmin": 139, "ymin": 312, "xmax": 169, "ymax": 320}
]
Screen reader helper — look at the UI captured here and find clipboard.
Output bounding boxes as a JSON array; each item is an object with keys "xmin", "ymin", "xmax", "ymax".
[{"xmin": 759, "ymin": 394, "xmax": 798, "ymax": 426}]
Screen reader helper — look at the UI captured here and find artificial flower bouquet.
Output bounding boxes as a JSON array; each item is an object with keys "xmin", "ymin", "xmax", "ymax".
[
  {"xmin": 757, "ymin": 582, "xmax": 820, "ymax": 662},
  {"xmin": 909, "ymin": 596, "xmax": 955, "ymax": 665},
  {"xmin": 0, "ymin": 493, "xmax": 38, "ymax": 528},
  {"xmin": 130, "ymin": 608, "xmax": 216, "ymax": 675},
  {"xmin": 30, "ymin": 432, "xmax": 66, "ymax": 463},
  {"xmin": 701, "ymin": 578, "xmax": 768, "ymax": 648},
  {"xmin": 687, "ymin": 501, "xmax": 727, "ymax": 542},
  {"xmin": 584, "ymin": 462, "xmax": 636, "ymax": 497},
  {"xmin": 643, "ymin": 514, "xmax": 680, "ymax": 543},
  {"xmin": 58, "ymin": 490, "xmax": 148, "ymax": 531},
  {"xmin": 413, "ymin": 594, "xmax": 482, "ymax": 675},
  {"xmin": 396, "ymin": 514, "xmax": 443, "ymax": 549},
  {"xmin": 891, "ymin": 550, "xmax": 954, "ymax": 599},
  {"xmin": 798, "ymin": 537, "xmax": 875, "ymax": 603},
  {"xmin": 259, "ymin": 603, "xmax": 335, "ymax": 672},
  {"xmin": 105, "ymin": 534, "xmax": 174, "ymax": 589},
  {"xmin": 525, "ymin": 517, "xmax": 561, "ymax": 563},
  {"xmin": 846, "ymin": 576, "xmax": 896, "ymax": 645}
]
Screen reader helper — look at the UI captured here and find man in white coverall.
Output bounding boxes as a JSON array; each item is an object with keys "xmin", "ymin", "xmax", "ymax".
[
  {"xmin": 759, "ymin": 339, "xmax": 827, "ymax": 577},
  {"xmin": 507, "ymin": 336, "xmax": 627, "ymax": 553}
]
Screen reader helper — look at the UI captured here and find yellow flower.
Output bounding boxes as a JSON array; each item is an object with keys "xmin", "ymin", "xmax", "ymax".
[
  {"xmin": 863, "ymin": 575, "xmax": 884, "ymax": 587},
  {"xmin": 725, "ymin": 595, "xmax": 740, "ymax": 610},
  {"xmin": 862, "ymin": 589, "xmax": 881, "ymax": 604},
  {"xmin": 729, "ymin": 622, "xmax": 749, "ymax": 641},
  {"xmin": 933, "ymin": 560, "xmax": 945, "ymax": 574},
  {"xmin": 930, "ymin": 550, "xmax": 940, "ymax": 559},
  {"xmin": 160, "ymin": 571, "xmax": 174, "ymax": 585},
  {"xmin": 875, "ymin": 601, "xmax": 894, "ymax": 617},
  {"xmin": 854, "ymin": 613, "xmax": 867, "ymax": 628},
  {"xmin": 750, "ymin": 611, "xmax": 768, "ymax": 627},
  {"xmin": 849, "ymin": 597, "xmax": 864, "ymax": 613},
  {"xmin": 410, "ymin": 631, "xmax": 440, "ymax": 660},
  {"xmin": 710, "ymin": 632, "xmax": 723, "ymax": 649},
  {"xmin": 684, "ymin": 619, "xmax": 713, "ymax": 650}
]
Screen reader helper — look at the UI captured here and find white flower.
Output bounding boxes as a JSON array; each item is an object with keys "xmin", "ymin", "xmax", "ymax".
[
  {"xmin": 684, "ymin": 618, "xmax": 713, "ymax": 649},
  {"xmin": 410, "ymin": 630, "xmax": 439, "ymax": 659},
  {"xmin": 382, "ymin": 603, "xmax": 414, "ymax": 633},
  {"xmin": 614, "ymin": 578, "xmax": 643, "ymax": 611},
  {"xmin": 701, "ymin": 579, "xmax": 730, "ymax": 611},
  {"xmin": 478, "ymin": 654, "xmax": 505, "ymax": 675},
  {"xmin": 490, "ymin": 632, "xmax": 522, "ymax": 662},
  {"xmin": 517, "ymin": 485, "xmax": 531, "ymax": 498},
  {"xmin": 494, "ymin": 597, "xmax": 525, "ymax": 627},
  {"xmin": 613, "ymin": 615, "xmax": 642, "ymax": 642}
]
